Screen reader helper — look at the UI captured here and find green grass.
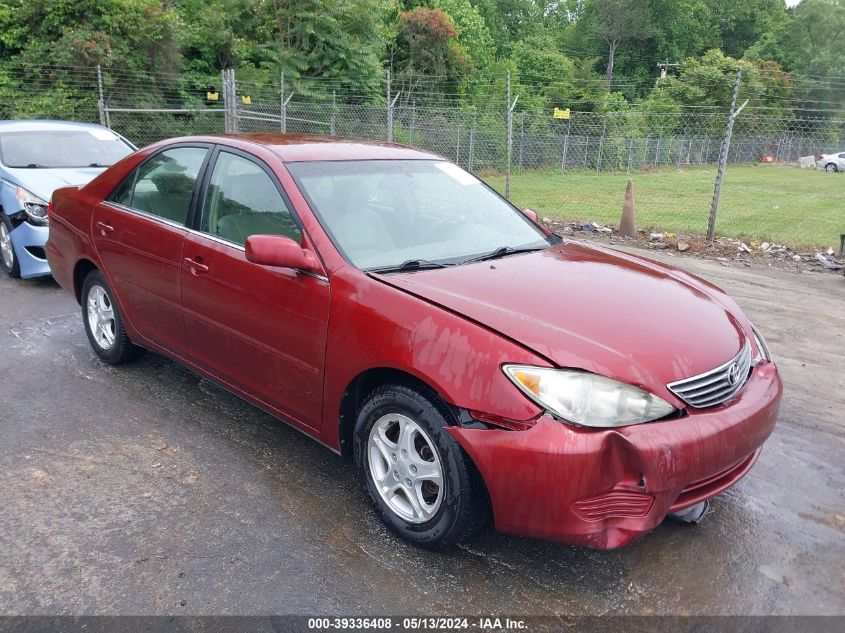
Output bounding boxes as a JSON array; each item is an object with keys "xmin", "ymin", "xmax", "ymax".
[{"xmin": 484, "ymin": 165, "xmax": 844, "ymax": 249}]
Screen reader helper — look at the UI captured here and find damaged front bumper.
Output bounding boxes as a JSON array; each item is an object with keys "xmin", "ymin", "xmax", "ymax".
[
  {"xmin": 447, "ymin": 361, "xmax": 782, "ymax": 549},
  {"xmin": 10, "ymin": 219, "xmax": 51, "ymax": 279}
]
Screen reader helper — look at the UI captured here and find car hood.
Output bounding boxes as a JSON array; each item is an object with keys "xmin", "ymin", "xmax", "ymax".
[
  {"xmin": 3, "ymin": 166, "xmax": 106, "ymax": 201},
  {"xmin": 372, "ymin": 241, "xmax": 750, "ymax": 401}
]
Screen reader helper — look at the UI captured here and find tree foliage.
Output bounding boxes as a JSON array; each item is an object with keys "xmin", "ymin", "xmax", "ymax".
[{"xmin": 0, "ymin": 0, "xmax": 842, "ymax": 118}]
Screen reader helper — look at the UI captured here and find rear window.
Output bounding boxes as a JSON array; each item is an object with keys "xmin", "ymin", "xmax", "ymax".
[{"xmin": 0, "ymin": 129, "xmax": 134, "ymax": 169}]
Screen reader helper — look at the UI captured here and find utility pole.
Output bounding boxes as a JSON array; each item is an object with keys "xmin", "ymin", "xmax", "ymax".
[
  {"xmin": 505, "ymin": 70, "xmax": 518, "ymax": 199},
  {"xmin": 707, "ymin": 68, "xmax": 748, "ymax": 243},
  {"xmin": 656, "ymin": 61, "xmax": 679, "ymax": 81}
]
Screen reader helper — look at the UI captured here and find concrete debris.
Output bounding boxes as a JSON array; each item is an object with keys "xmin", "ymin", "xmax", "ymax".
[
  {"xmin": 798, "ymin": 155, "xmax": 817, "ymax": 168},
  {"xmin": 677, "ymin": 242, "xmax": 690, "ymax": 252},
  {"xmin": 793, "ymin": 254, "xmax": 802, "ymax": 261},
  {"xmin": 649, "ymin": 233, "xmax": 664, "ymax": 242},
  {"xmin": 814, "ymin": 253, "xmax": 844, "ymax": 270},
  {"xmin": 760, "ymin": 242, "xmax": 770, "ymax": 251},
  {"xmin": 739, "ymin": 243, "xmax": 752, "ymax": 253}
]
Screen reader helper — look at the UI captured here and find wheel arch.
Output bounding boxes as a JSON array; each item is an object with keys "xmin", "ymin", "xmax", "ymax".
[
  {"xmin": 338, "ymin": 367, "xmax": 457, "ymax": 458},
  {"xmin": 73, "ymin": 258, "xmax": 99, "ymax": 303}
]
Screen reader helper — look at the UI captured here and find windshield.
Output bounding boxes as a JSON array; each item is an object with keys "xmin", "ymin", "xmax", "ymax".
[
  {"xmin": 287, "ymin": 160, "xmax": 552, "ymax": 270},
  {"xmin": 0, "ymin": 129, "xmax": 134, "ymax": 168}
]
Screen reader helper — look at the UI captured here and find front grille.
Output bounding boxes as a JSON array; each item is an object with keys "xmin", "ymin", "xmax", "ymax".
[{"xmin": 667, "ymin": 340, "xmax": 752, "ymax": 408}]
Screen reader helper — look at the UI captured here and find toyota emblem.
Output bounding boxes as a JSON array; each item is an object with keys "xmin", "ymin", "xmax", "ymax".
[{"xmin": 727, "ymin": 362, "xmax": 741, "ymax": 386}]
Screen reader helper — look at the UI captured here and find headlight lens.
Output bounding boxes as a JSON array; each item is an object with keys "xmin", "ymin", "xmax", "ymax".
[
  {"xmin": 503, "ymin": 365, "xmax": 677, "ymax": 428},
  {"xmin": 752, "ymin": 326, "xmax": 772, "ymax": 362},
  {"xmin": 16, "ymin": 187, "xmax": 49, "ymax": 224}
]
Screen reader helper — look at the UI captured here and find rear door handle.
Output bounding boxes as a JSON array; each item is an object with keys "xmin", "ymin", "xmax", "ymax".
[
  {"xmin": 184, "ymin": 257, "xmax": 209, "ymax": 274},
  {"xmin": 95, "ymin": 221, "xmax": 114, "ymax": 235}
]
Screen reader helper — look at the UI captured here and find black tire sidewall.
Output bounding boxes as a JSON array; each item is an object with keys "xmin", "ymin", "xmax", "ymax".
[
  {"xmin": 81, "ymin": 270, "xmax": 129, "ymax": 364},
  {"xmin": 1, "ymin": 215, "xmax": 20, "ymax": 277},
  {"xmin": 354, "ymin": 385, "xmax": 470, "ymax": 547},
  {"xmin": 826, "ymin": 163, "xmax": 837, "ymax": 172}
]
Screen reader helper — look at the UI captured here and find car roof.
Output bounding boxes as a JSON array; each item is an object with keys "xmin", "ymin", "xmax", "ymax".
[
  {"xmin": 167, "ymin": 134, "xmax": 443, "ymax": 162},
  {"xmin": 0, "ymin": 119, "xmax": 114, "ymax": 133}
]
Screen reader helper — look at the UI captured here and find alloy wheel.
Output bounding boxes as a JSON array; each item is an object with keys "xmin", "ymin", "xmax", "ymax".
[
  {"xmin": 367, "ymin": 413, "xmax": 444, "ymax": 523},
  {"xmin": 87, "ymin": 284, "xmax": 116, "ymax": 350},
  {"xmin": 0, "ymin": 222, "xmax": 14, "ymax": 271}
]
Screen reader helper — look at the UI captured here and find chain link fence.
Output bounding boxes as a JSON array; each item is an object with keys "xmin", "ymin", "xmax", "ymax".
[{"xmin": 1, "ymin": 62, "xmax": 842, "ymax": 173}]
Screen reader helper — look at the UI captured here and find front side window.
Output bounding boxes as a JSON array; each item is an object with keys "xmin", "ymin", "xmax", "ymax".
[
  {"xmin": 110, "ymin": 147, "xmax": 208, "ymax": 225},
  {"xmin": 287, "ymin": 160, "xmax": 552, "ymax": 270},
  {"xmin": 201, "ymin": 151, "xmax": 301, "ymax": 246}
]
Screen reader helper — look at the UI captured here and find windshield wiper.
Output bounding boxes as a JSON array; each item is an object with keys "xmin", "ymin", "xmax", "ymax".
[
  {"xmin": 462, "ymin": 245, "xmax": 546, "ymax": 265},
  {"xmin": 369, "ymin": 259, "xmax": 451, "ymax": 274}
]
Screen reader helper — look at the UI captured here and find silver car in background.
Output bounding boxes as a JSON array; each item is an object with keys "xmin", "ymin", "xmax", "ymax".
[{"xmin": 818, "ymin": 151, "xmax": 845, "ymax": 172}]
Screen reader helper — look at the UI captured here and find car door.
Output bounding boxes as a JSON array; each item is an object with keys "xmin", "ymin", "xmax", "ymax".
[
  {"xmin": 181, "ymin": 147, "xmax": 330, "ymax": 430},
  {"xmin": 93, "ymin": 144, "xmax": 210, "ymax": 354},
  {"xmin": 839, "ymin": 153, "xmax": 845, "ymax": 169}
]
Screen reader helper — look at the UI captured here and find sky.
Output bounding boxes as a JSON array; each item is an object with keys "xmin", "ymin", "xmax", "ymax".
[{"xmin": 785, "ymin": 0, "xmax": 802, "ymax": 6}]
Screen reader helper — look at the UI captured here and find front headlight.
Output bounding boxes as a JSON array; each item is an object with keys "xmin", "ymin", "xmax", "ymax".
[
  {"xmin": 16, "ymin": 187, "xmax": 49, "ymax": 224},
  {"xmin": 503, "ymin": 365, "xmax": 677, "ymax": 428},
  {"xmin": 752, "ymin": 326, "xmax": 772, "ymax": 362}
]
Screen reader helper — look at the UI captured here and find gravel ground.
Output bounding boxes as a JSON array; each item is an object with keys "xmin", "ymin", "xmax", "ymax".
[{"xmin": 0, "ymin": 245, "xmax": 843, "ymax": 616}]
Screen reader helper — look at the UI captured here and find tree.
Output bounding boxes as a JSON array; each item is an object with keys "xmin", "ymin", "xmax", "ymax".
[
  {"xmin": 394, "ymin": 7, "xmax": 471, "ymax": 101},
  {"xmin": 585, "ymin": 0, "xmax": 652, "ymax": 90}
]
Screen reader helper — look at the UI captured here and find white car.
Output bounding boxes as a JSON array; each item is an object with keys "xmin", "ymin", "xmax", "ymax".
[{"xmin": 818, "ymin": 151, "xmax": 845, "ymax": 172}]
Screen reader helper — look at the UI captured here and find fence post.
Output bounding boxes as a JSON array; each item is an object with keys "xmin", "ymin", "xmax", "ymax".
[
  {"xmin": 596, "ymin": 121, "xmax": 606, "ymax": 173},
  {"xmin": 386, "ymin": 70, "xmax": 393, "ymax": 142},
  {"xmin": 707, "ymin": 68, "xmax": 747, "ymax": 243},
  {"xmin": 280, "ymin": 72, "xmax": 286, "ymax": 133},
  {"xmin": 627, "ymin": 137, "xmax": 633, "ymax": 174},
  {"xmin": 518, "ymin": 111, "xmax": 525, "ymax": 170},
  {"xmin": 468, "ymin": 110, "xmax": 476, "ymax": 171},
  {"xmin": 560, "ymin": 116, "xmax": 572, "ymax": 173},
  {"xmin": 456, "ymin": 117, "xmax": 461, "ymax": 163},
  {"xmin": 506, "ymin": 70, "xmax": 512, "ymax": 198},
  {"xmin": 330, "ymin": 90, "xmax": 336, "ymax": 136},
  {"xmin": 96, "ymin": 65, "xmax": 110, "ymax": 128},
  {"xmin": 230, "ymin": 68, "xmax": 239, "ymax": 134},
  {"xmin": 222, "ymin": 69, "xmax": 230, "ymax": 133},
  {"xmin": 409, "ymin": 101, "xmax": 416, "ymax": 146},
  {"xmin": 654, "ymin": 134, "xmax": 662, "ymax": 167}
]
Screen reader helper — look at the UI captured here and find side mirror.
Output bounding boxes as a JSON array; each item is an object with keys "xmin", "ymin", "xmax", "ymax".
[
  {"xmin": 521, "ymin": 208, "xmax": 539, "ymax": 223},
  {"xmin": 245, "ymin": 235, "xmax": 321, "ymax": 273}
]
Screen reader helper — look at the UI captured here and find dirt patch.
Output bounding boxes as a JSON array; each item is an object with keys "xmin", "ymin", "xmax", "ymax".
[{"xmin": 542, "ymin": 218, "xmax": 845, "ymax": 275}]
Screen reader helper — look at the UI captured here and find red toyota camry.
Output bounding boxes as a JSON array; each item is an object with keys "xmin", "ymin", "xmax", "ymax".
[{"xmin": 46, "ymin": 135, "xmax": 782, "ymax": 549}]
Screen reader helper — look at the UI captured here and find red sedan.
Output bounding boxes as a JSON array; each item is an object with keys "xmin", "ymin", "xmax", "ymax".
[{"xmin": 46, "ymin": 135, "xmax": 782, "ymax": 549}]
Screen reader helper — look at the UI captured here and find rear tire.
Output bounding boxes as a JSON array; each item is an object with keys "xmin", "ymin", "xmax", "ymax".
[
  {"xmin": 825, "ymin": 163, "xmax": 838, "ymax": 172},
  {"xmin": 0, "ymin": 215, "xmax": 20, "ymax": 278},
  {"xmin": 81, "ymin": 270, "xmax": 145, "ymax": 365},
  {"xmin": 354, "ymin": 383, "xmax": 489, "ymax": 547}
]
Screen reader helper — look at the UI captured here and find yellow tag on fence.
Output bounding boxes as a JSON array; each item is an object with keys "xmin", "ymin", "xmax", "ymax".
[
  {"xmin": 207, "ymin": 91, "xmax": 219, "ymax": 101},
  {"xmin": 553, "ymin": 107, "xmax": 570, "ymax": 119},
  {"xmin": 242, "ymin": 95, "xmax": 252, "ymax": 105}
]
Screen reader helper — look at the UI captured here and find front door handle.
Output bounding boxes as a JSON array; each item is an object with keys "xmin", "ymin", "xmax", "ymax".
[
  {"xmin": 184, "ymin": 256, "xmax": 209, "ymax": 275},
  {"xmin": 95, "ymin": 221, "xmax": 114, "ymax": 236}
]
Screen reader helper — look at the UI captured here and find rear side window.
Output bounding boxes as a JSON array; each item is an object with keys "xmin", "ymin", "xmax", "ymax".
[
  {"xmin": 201, "ymin": 151, "xmax": 301, "ymax": 246},
  {"xmin": 108, "ymin": 147, "xmax": 208, "ymax": 226}
]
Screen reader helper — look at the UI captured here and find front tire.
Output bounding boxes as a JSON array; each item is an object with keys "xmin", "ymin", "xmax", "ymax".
[
  {"xmin": 354, "ymin": 383, "xmax": 488, "ymax": 547},
  {"xmin": 825, "ymin": 163, "xmax": 838, "ymax": 172},
  {"xmin": 0, "ymin": 215, "xmax": 20, "ymax": 278},
  {"xmin": 81, "ymin": 270, "xmax": 145, "ymax": 365}
]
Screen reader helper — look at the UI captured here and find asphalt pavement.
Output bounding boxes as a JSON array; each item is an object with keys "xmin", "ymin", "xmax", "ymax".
[{"xmin": 0, "ymin": 248, "xmax": 843, "ymax": 616}]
